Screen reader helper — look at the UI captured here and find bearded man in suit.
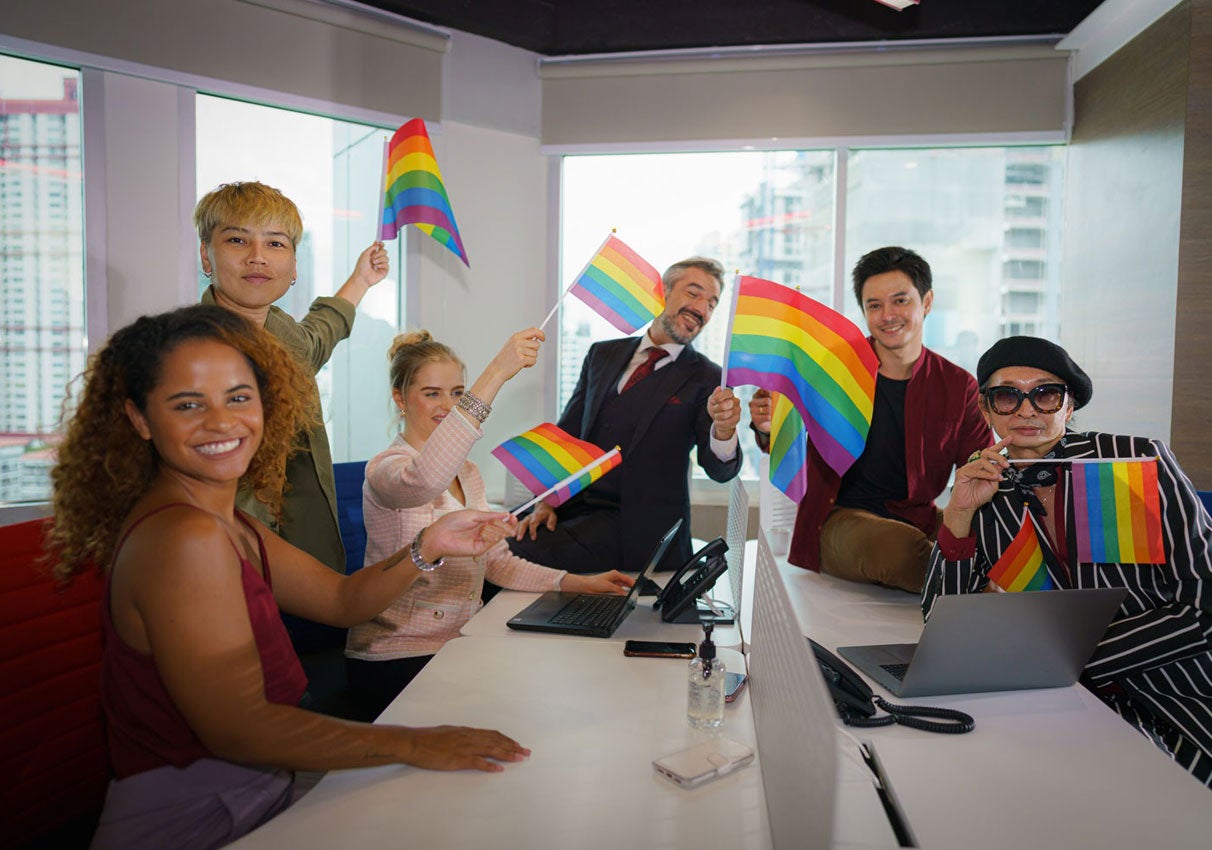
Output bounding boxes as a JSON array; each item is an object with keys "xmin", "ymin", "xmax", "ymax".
[{"xmin": 509, "ymin": 256, "xmax": 743, "ymax": 573}]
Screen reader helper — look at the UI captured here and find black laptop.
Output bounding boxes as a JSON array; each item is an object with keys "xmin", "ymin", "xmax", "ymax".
[{"xmin": 506, "ymin": 519, "xmax": 682, "ymax": 638}]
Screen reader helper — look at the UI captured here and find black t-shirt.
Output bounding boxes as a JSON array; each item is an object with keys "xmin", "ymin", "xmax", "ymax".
[{"xmin": 835, "ymin": 374, "xmax": 909, "ymax": 518}]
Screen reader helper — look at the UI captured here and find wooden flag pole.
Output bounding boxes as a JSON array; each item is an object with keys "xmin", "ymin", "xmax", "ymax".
[
  {"xmin": 719, "ymin": 272, "xmax": 743, "ymax": 387},
  {"xmin": 1006, "ymin": 457, "xmax": 1155, "ymax": 465},
  {"xmin": 538, "ymin": 229, "xmax": 617, "ymax": 332}
]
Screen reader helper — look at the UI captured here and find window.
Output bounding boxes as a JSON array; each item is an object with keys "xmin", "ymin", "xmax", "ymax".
[
  {"xmin": 196, "ymin": 95, "xmax": 406, "ymax": 464},
  {"xmin": 560, "ymin": 146, "xmax": 1065, "ymax": 477},
  {"xmin": 560, "ymin": 151, "xmax": 836, "ymax": 481},
  {"xmin": 0, "ymin": 54, "xmax": 84, "ymax": 504}
]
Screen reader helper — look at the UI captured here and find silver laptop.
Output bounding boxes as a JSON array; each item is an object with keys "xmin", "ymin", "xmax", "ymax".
[{"xmin": 837, "ymin": 587, "xmax": 1127, "ymax": 697}]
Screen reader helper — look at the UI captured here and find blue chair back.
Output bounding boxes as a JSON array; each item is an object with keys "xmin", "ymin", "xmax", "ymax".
[
  {"xmin": 1198, "ymin": 490, "xmax": 1212, "ymax": 518},
  {"xmin": 334, "ymin": 460, "xmax": 369, "ymax": 575}
]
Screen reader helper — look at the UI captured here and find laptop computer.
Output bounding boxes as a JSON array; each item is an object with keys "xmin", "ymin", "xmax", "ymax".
[
  {"xmin": 837, "ymin": 587, "xmax": 1127, "ymax": 697},
  {"xmin": 506, "ymin": 519, "xmax": 682, "ymax": 638}
]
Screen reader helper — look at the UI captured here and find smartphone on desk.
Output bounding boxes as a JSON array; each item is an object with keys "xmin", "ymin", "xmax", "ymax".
[
  {"xmin": 623, "ymin": 640, "xmax": 696, "ymax": 658},
  {"xmin": 724, "ymin": 671, "xmax": 748, "ymax": 703}
]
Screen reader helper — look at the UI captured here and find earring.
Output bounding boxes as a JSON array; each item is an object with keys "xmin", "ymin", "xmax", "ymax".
[
  {"xmin": 290, "ymin": 278, "xmax": 297, "ymax": 286},
  {"xmin": 203, "ymin": 271, "xmax": 212, "ymax": 279}
]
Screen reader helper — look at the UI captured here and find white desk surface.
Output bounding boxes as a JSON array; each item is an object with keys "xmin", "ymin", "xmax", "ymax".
[
  {"xmin": 232, "ymin": 545, "xmax": 1212, "ymax": 850},
  {"xmin": 779, "ymin": 561, "xmax": 1212, "ymax": 849},
  {"xmin": 231, "ymin": 635, "xmax": 770, "ymax": 850}
]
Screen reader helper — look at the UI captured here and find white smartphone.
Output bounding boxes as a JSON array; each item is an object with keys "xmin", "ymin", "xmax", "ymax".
[{"xmin": 652, "ymin": 737, "xmax": 755, "ymax": 789}]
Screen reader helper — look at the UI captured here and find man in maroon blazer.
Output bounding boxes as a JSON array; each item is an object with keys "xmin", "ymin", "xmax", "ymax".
[{"xmin": 751, "ymin": 247, "xmax": 991, "ymax": 592}]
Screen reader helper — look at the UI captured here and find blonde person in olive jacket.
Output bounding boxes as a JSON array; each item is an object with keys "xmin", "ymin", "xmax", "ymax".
[{"xmin": 196, "ymin": 181, "xmax": 388, "ymax": 573}]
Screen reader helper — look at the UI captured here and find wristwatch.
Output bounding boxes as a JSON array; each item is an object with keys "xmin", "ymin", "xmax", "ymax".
[{"xmin": 410, "ymin": 527, "xmax": 445, "ymax": 572}]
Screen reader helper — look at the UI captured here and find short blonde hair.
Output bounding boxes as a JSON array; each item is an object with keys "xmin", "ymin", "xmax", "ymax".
[{"xmin": 193, "ymin": 181, "xmax": 304, "ymax": 249}]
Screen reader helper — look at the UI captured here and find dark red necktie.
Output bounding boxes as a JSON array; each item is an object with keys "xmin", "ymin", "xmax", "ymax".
[{"xmin": 621, "ymin": 347, "xmax": 669, "ymax": 393}]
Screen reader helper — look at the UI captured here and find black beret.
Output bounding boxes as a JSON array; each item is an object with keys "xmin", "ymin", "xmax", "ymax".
[{"xmin": 976, "ymin": 336, "xmax": 1093, "ymax": 410}]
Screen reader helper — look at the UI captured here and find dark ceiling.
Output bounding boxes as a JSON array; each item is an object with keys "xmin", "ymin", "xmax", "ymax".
[{"xmin": 361, "ymin": 0, "xmax": 1107, "ymax": 56}]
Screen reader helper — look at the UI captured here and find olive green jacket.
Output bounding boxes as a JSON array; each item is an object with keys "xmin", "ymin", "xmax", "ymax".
[{"xmin": 202, "ymin": 286, "xmax": 356, "ymax": 572}]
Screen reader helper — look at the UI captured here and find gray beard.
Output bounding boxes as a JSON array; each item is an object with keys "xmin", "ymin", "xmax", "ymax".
[{"xmin": 660, "ymin": 311, "xmax": 698, "ymax": 345}]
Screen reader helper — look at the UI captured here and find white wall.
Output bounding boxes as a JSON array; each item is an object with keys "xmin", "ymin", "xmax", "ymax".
[{"xmin": 409, "ymin": 121, "xmax": 551, "ymax": 497}]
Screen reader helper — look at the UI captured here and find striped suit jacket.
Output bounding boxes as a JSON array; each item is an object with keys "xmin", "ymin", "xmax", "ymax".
[{"xmin": 922, "ymin": 430, "xmax": 1212, "ymax": 784}]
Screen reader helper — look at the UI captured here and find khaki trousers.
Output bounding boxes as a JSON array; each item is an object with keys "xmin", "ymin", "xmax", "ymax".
[{"xmin": 818, "ymin": 507, "xmax": 940, "ymax": 594}]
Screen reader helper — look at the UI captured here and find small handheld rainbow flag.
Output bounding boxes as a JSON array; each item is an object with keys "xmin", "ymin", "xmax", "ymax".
[
  {"xmin": 492, "ymin": 423, "xmax": 622, "ymax": 512},
  {"xmin": 988, "ymin": 510, "xmax": 1055, "ymax": 592},
  {"xmin": 1072, "ymin": 458, "xmax": 1165, "ymax": 564},
  {"xmin": 768, "ymin": 392, "xmax": 808, "ymax": 503},
  {"xmin": 567, "ymin": 234, "xmax": 664, "ymax": 334},
  {"xmin": 722, "ymin": 276, "xmax": 879, "ymax": 478},
  {"xmin": 380, "ymin": 118, "xmax": 469, "ymax": 266}
]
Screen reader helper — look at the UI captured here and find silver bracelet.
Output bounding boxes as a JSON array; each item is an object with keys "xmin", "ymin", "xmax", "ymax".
[
  {"xmin": 410, "ymin": 527, "xmax": 445, "ymax": 572},
  {"xmin": 456, "ymin": 391, "xmax": 491, "ymax": 424}
]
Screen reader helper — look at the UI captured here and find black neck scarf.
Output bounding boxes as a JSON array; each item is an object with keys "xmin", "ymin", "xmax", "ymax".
[{"xmin": 1003, "ymin": 435, "xmax": 1067, "ymax": 516}]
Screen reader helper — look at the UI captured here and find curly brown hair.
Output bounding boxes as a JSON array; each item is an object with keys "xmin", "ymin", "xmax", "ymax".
[{"xmin": 48, "ymin": 305, "xmax": 319, "ymax": 580}]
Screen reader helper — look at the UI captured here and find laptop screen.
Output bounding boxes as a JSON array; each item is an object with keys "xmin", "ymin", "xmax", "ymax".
[{"xmin": 620, "ymin": 518, "xmax": 683, "ymax": 604}]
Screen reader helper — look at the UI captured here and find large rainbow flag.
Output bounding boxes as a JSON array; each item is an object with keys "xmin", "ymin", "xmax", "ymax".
[
  {"xmin": 1072, "ymin": 458, "xmax": 1165, "ymax": 564},
  {"xmin": 568, "ymin": 235, "xmax": 664, "ymax": 334},
  {"xmin": 723, "ymin": 276, "xmax": 879, "ymax": 478},
  {"xmin": 492, "ymin": 423, "xmax": 622, "ymax": 508},
  {"xmin": 768, "ymin": 392, "xmax": 808, "ymax": 503},
  {"xmin": 988, "ymin": 510, "xmax": 1055, "ymax": 592},
  {"xmin": 379, "ymin": 118, "xmax": 469, "ymax": 266}
]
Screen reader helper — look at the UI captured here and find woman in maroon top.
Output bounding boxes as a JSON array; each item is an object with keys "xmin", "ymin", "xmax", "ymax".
[{"xmin": 48, "ymin": 306, "xmax": 528, "ymax": 849}]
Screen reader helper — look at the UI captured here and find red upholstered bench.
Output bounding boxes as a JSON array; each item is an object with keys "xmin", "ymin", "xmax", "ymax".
[{"xmin": 0, "ymin": 518, "xmax": 108, "ymax": 848}]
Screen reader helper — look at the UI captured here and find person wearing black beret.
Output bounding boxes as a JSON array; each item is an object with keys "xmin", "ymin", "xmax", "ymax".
[{"xmin": 924, "ymin": 335, "xmax": 1212, "ymax": 787}]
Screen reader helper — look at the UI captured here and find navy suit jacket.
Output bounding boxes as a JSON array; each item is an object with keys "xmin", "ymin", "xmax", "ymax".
[{"xmin": 558, "ymin": 337, "xmax": 742, "ymax": 570}]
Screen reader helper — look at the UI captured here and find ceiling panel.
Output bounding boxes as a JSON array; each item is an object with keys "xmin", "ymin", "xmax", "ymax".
[{"xmin": 361, "ymin": 0, "xmax": 1106, "ymax": 56}]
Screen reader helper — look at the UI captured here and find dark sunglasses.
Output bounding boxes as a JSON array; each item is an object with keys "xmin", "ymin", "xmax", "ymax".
[{"xmin": 982, "ymin": 383, "xmax": 1069, "ymax": 415}]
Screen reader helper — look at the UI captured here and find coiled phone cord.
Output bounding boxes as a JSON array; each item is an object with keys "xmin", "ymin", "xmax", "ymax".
[{"xmin": 840, "ymin": 697, "xmax": 975, "ymax": 734}]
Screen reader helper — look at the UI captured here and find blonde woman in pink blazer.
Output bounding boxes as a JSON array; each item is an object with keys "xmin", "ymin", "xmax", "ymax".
[{"xmin": 345, "ymin": 329, "xmax": 632, "ymax": 716}]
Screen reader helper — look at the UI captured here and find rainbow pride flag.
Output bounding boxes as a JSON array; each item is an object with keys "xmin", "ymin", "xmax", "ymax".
[
  {"xmin": 988, "ymin": 510, "xmax": 1055, "ymax": 592},
  {"xmin": 723, "ymin": 276, "xmax": 879, "ymax": 478},
  {"xmin": 568, "ymin": 235, "xmax": 664, "ymax": 334},
  {"xmin": 492, "ymin": 423, "xmax": 622, "ymax": 508},
  {"xmin": 379, "ymin": 118, "xmax": 469, "ymax": 266},
  {"xmin": 768, "ymin": 392, "xmax": 808, "ymax": 503},
  {"xmin": 1072, "ymin": 459, "xmax": 1165, "ymax": 564}
]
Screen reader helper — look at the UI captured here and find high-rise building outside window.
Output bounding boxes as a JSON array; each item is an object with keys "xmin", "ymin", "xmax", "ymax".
[
  {"xmin": 560, "ymin": 146, "xmax": 1065, "ymax": 479},
  {"xmin": 0, "ymin": 54, "xmax": 84, "ymax": 504},
  {"xmin": 196, "ymin": 95, "xmax": 406, "ymax": 464}
]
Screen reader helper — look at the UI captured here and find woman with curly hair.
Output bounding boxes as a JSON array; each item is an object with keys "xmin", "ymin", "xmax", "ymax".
[{"xmin": 50, "ymin": 305, "xmax": 528, "ymax": 849}]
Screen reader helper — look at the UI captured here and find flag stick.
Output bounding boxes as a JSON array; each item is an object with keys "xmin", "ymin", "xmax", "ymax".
[
  {"xmin": 719, "ymin": 272, "xmax": 743, "ymax": 387},
  {"xmin": 1006, "ymin": 457, "xmax": 1155, "ymax": 465},
  {"xmin": 377, "ymin": 137, "xmax": 391, "ymax": 242},
  {"xmin": 539, "ymin": 229, "xmax": 617, "ymax": 332},
  {"xmin": 510, "ymin": 447, "xmax": 621, "ymax": 517}
]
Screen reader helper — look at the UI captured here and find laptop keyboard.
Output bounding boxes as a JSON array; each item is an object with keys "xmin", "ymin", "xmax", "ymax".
[
  {"xmin": 880, "ymin": 663, "xmax": 910, "ymax": 682},
  {"xmin": 551, "ymin": 594, "xmax": 624, "ymax": 628}
]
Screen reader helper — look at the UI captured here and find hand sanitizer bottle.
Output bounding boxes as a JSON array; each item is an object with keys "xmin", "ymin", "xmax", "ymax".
[{"xmin": 687, "ymin": 622, "xmax": 725, "ymax": 728}]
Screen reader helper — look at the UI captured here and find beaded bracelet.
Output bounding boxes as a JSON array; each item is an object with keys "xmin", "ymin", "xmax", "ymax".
[{"xmin": 456, "ymin": 391, "xmax": 492, "ymax": 424}]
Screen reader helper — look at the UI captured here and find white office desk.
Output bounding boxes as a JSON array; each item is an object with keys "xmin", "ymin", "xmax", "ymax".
[
  {"xmin": 231, "ymin": 635, "xmax": 771, "ymax": 850},
  {"xmin": 778, "ymin": 563, "xmax": 1212, "ymax": 849}
]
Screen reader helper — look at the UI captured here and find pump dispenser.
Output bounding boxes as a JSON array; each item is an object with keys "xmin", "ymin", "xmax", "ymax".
[{"xmin": 687, "ymin": 622, "xmax": 726, "ymax": 728}]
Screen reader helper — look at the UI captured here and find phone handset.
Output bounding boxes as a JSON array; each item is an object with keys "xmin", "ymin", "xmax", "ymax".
[
  {"xmin": 653, "ymin": 537, "xmax": 728, "ymax": 610},
  {"xmin": 807, "ymin": 638, "xmax": 976, "ymax": 734},
  {"xmin": 808, "ymin": 638, "xmax": 877, "ymax": 720}
]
